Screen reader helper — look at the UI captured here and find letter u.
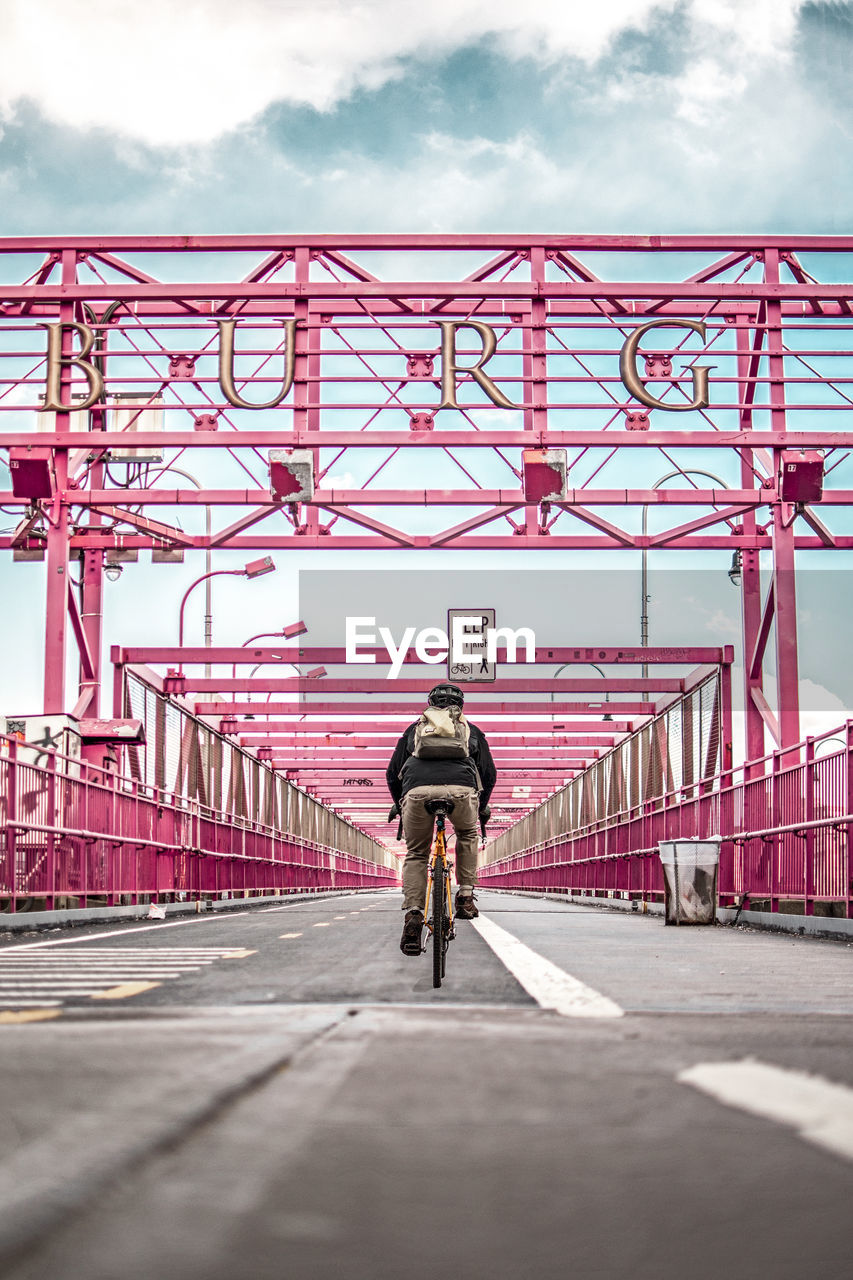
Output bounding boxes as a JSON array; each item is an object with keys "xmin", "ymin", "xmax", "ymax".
[{"xmin": 218, "ymin": 318, "xmax": 299, "ymax": 409}]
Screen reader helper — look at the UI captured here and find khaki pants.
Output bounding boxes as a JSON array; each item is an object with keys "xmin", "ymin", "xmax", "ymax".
[{"xmin": 401, "ymin": 784, "xmax": 479, "ymax": 912}]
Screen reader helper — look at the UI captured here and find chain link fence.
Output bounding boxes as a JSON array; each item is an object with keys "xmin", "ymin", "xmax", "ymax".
[
  {"xmin": 124, "ymin": 671, "xmax": 392, "ymax": 868},
  {"xmin": 484, "ymin": 674, "xmax": 721, "ymax": 865}
]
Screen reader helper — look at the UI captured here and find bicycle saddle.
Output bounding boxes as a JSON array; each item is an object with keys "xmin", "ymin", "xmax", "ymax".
[{"xmin": 424, "ymin": 798, "xmax": 455, "ymax": 816}]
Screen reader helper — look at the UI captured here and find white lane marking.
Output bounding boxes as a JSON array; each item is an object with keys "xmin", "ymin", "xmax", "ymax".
[
  {"xmin": 333, "ymin": 916, "xmax": 347, "ymax": 920},
  {"xmin": 4, "ymin": 948, "xmax": 234, "ymax": 954},
  {"xmin": 0, "ymin": 961, "xmax": 213, "ymax": 974},
  {"xmin": 280, "ymin": 933, "xmax": 303, "ymax": 939},
  {"xmin": 0, "ymin": 964, "xmax": 204, "ymax": 970},
  {"xmin": 678, "ymin": 1059, "xmax": 853, "ymax": 1163},
  {"xmin": 0, "ymin": 989, "xmax": 144, "ymax": 997},
  {"xmin": 0, "ymin": 1000, "xmax": 62, "ymax": 1008},
  {"xmin": 471, "ymin": 915, "xmax": 623, "ymax": 1019},
  {"xmin": 0, "ymin": 914, "xmax": 249, "ymax": 952},
  {"xmin": 312, "ymin": 922, "xmax": 331, "ymax": 928},
  {"xmin": 0, "ymin": 980, "xmax": 183, "ymax": 988},
  {"xmin": 0, "ymin": 962, "xmax": 216, "ymax": 967},
  {"xmin": 0, "ymin": 948, "xmax": 240, "ymax": 956},
  {"xmin": 0, "ymin": 962, "xmax": 219, "ymax": 967}
]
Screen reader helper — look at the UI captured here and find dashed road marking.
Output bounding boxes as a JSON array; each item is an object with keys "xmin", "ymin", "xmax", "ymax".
[
  {"xmin": 91, "ymin": 982, "xmax": 161, "ymax": 1001},
  {"xmin": 0, "ymin": 999, "xmax": 64, "ymax": 1006},
  {"xmin": 280, "ymin": 933, "xmax": 303, "ymax": 939},
  {"xmin": 678, "ymin": 1059, "xmax": 853, "ymax": 1163},
  {"xmin": 471, "ymin": 915, "xmax": 624, "ymax": 1019},
  {"xmin": 313, "ymin": 923, "xmax": 331, "ymax": 928},
  {"xmin": 0, "ymin": 1009, "xmax": 62, "ymax": 1024}
]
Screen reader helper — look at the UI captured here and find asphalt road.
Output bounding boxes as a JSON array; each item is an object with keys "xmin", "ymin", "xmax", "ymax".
[{"xmin": 0, "ymin": 890, "xmax": 851, "ymax": 1279}]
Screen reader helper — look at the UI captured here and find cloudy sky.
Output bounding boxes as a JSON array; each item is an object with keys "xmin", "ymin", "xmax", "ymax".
[{"xmin": 1, "ymin": 0, "xmax": 851, "ymax": 233}]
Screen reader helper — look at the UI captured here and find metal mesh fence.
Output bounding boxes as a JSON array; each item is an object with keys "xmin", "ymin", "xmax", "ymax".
[
  {"xmin": 485, "ymin": 674, "xmax": 721, "ymax": 864},
  {"xmin": 124, "ymin": 672, "xmax": 391, "ymax": 866}
]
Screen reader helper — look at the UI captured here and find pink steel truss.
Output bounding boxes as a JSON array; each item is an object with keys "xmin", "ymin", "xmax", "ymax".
[{"xmin": 1, "ymin": 235, "xmax": 853, "ymax": 849}]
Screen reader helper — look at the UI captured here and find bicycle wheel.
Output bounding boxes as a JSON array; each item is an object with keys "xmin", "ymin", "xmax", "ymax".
[
  {"xmin": 441, "ymin": 874, "xmax": 450, "ymax": 978},
  {"xmin": 432, "ymin": 861, "xmax": 445, "ymax": 989}
]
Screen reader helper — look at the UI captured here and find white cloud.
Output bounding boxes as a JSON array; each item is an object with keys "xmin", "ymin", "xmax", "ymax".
[
  {"xmin": 325, "ymin": 471, "xmax": 357, "ymax": 489},
  {"xmin": 690, "ymin": 1, "xmax": 804, "ymax": 61},
  {"xmin": 799, "ymin": 678, "xmax": 851, "ymax": 741},
  {"xmin": 0, "ymin": 0, "xmax": 808, "ymax": 146},
  {"xmin": 702, "ymin": 607, "xmax": 741, "ymax": 640},
  {"xmin": 673, "ymin": 57, "xmax": 748, "ymax": 127},
  {"xmin": 668, "ymin": 1, "xmax": 803, "ymax": 127}
]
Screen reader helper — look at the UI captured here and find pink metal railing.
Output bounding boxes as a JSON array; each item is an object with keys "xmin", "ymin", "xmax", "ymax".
[
  {"xmin": 480, "ymin": 724, "xmax": 853, "ymax": 917},
  {"xmin": 0, "ymin": 737, "xmax": 398, "ymax": 913}
]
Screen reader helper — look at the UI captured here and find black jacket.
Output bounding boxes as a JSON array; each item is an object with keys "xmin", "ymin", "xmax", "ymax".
[{"xmin": 386, "ymin": 720, "xmax": 496, "ymax": 811}]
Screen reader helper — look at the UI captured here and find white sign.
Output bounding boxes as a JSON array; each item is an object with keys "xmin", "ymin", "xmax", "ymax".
[
  {"xmin": 447, "ymin": 609, "xmax": 496, "ymax": 683},
  {"xmin": 0, "ymin": 714, "xmax": 82, "ymax": 777}
]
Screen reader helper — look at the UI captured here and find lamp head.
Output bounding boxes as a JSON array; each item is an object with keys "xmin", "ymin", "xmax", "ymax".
[
  {"xmin": 244, "ymin": 556, "xmax": 276, "ymax": 579},
  {"xmin": 728, "ymin": 549, "xmax": 742, "ymax": 586}
]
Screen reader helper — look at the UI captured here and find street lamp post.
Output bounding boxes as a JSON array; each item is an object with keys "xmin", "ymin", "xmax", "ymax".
[
  {"xmin": 641, "ymin": 468, "xmax": 731, "ymax": 677},
  {"xmin": 228, "ymin": 622, "xmax": 324, "ymax": 719},
  {"xmin": 230, "ymin": 622, "xmax": 308, "ymax": 680},
  {"xmin": 178, "ymin": 558, "xmax": 276, "ymax": 669},
  {"xmin": 550, "ymin": 661, "xmax": 612, "ymax": 719},
  {"xmin": 545, "ymin": 661, "xmax": 612, "ymax": 791}
]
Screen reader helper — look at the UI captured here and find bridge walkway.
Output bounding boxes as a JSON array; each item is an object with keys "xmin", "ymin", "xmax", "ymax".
[{"xmin": 0, "ymin": 890, "xmax": 851, "ymax": 1279}]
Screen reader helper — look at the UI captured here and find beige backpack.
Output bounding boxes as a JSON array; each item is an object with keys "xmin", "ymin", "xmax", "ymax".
[{"xmin": 411, "ymin": 705, "xmax": 470, "ymax": 760}]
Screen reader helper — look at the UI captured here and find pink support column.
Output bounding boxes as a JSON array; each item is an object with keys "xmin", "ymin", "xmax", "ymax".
[
  {"xmin": 720, "ymin": 647, "xmax": 734, "ymax": 787},
  {"xmin": 43, "ymin": 249, "xmax": 78, "ymax": 714},
  {"xmin": 76, "ymin": 364, "xmax": 109, "ymax": 716},
  {"xmin": 736, "ymin": 315, "xmax": 767, "ymax": 770},
  {"xmin": 5, "ymin": 740, "xmax": 18, "ymax": 912},
  {"xmin": 294, "ymin": 246, "xmax": 320, "ymax": 537},
  {"xmin": 524, "ymin": 246, "xmax": 547, "ymax": 535},
  {"xmin": 764, "ymin": 251, "xmax": 800, "ymax": 751},
  {"xmin": 78, "ymin": 546, "xmax": 103, "ymax": 716},
  {"xmin": 44, "ymin": 446, "xmax": 69, "ymax": 713},
  {"xmin": 771, "ymin": 494, "xmax": 801, "ymax": 749},
  {"xmin": 804, "ymin": 735, "xmax": 815, "ymax": 915},
  {"xmin": 847, "ymin": 723, "xmax": 853, "ymax": 918}
]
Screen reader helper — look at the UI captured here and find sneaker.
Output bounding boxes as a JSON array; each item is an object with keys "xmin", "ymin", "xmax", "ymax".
[
  {"xmin": 455, "ymin": 892, "xmax": 479, "ymax": 919},
  {"xmin": 400, "ymin": 910, "xmax": 424, "ymax": 955}
]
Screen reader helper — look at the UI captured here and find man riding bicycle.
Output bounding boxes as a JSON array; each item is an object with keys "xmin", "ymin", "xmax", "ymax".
[{"xmin": 386, "ymin": 683, "xmax": 496, "ymax": 955}]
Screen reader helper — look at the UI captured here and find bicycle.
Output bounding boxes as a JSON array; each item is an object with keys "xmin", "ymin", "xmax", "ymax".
[{"xmin": 422, "ymin": 797, "xmax": 456, "ymax": 988}]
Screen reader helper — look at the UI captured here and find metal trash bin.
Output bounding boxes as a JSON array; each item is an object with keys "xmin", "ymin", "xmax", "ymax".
[{"xmin": 658, "ymin": 838, "xmax": 721, "ymax": 925}]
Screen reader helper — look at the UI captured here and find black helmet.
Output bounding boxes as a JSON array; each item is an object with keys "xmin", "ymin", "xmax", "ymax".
[{"xmin": 428, "ymin": 683, "xmax": 464, "ymax": 709}]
